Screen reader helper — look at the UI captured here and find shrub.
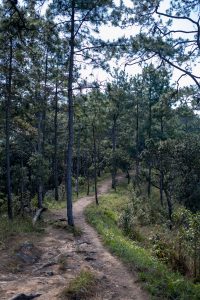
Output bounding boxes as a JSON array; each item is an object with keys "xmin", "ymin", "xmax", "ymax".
[{"xmin": 61, "ymin": 269, "xmax": 97, "ymax": 299}]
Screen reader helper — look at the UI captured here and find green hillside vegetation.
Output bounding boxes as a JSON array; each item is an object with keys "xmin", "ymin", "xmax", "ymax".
[{"xmin": 86, "ymin": 183, "xmax": 200, "ymax": 299}]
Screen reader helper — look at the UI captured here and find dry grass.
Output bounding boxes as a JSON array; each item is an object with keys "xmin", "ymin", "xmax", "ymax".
[{"xmin": 61, "ymin": 269, "xmax": 97, "ymax": 299}]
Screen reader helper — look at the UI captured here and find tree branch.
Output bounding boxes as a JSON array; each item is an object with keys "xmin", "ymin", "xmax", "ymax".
[
  {"xmin": 156, "ymin": 8, "xmax": 198, "ymax": 26},
  {"xmin": 158, "ymin": 52, "xmax": 200, "ymax": 88}
]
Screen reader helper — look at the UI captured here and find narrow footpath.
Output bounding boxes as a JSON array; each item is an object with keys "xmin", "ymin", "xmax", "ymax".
[{"xmin": 0, "ymin": 177, "xmax": 148, "ymax": 300}]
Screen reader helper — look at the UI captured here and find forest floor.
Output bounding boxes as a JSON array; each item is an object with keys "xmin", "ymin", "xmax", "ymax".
[{"xmin": 0, "ymin": 177, "xmax": 148, "ymax": 300}]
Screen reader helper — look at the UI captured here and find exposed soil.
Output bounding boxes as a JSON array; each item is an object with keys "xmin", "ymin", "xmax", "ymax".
[{"xmin": 0, "ymin": 177, "xmax": 149, "ymax": 300}]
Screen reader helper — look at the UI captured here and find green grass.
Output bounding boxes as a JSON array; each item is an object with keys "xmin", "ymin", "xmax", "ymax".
[
  {"xmin": 85, "ymin": 187, "xmax": 200, "ymax": 300},
  {"xmin": 0, "ymin": 215, "xmax": 44, "ymax": 246},
  {"xmin": 44, "ymin": 173, "xmax": 110, "ymax": 210},
  {"xmin": 61, "ymin": 269, "xmax": 97, "ymax": 299}
]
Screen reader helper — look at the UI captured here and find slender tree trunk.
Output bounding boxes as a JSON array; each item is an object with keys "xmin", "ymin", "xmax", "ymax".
[
  {"xmin": 36, "ymin": 50, "xmax": 48, "ymax": 208},
  {"xmin": 87, "ymin": 174, "xmax": 90, "ymax": 195},
  {"xmin": 54, "ymin": 77, "xmax": 59, "ymax": 201},
  {"xmin": 165, "ymin": 188, "xmax": 173, "ymax": 230},
  {"xmin": 147, "ymin": 166, "xmax": 152, "ymax": 197},
  {"xmin": 193, "ymin": 233, "xmax": 197, "ymax": 278},
  {"xmin": 6, "ymin": 37, "xmax": 13, "ymax": 220},
  {"xmin": 111, "ymin": 116, "xmax": 117, "ymax": 190},
  {"xmin": 86, "ymin": 156, "xmax": 90, "ymax": 196},
  {"xmin": 20, "ymin": 158, "xmax": 25, "ymax": 213},
  {"xmin": 75, "ymin": 126, "xmax": 81, "ymax": 197},
  {"xmin": 148, "ymin": 90, "xmax": 152, "ymax": 198},
  {"xmin": 66, "ymin": 0, "xmax": 75, "ymax": 226},
  {"xmin": 159, "ymin": 114, "xmax": 164, "ymax": 206},
  {"xmin": 159, "ymin": 166, "xmax": 164, "ymax": 206},
  {"xmin": 135, "ymin": 96, "xmax": 139, "ymax": 183},
  {"xmin": 92, "ymin": 124, "xmax": 98, "ymax": 205},
  {"xmin": 37, "ymin": 110, "xmax": 43, "ymax": 209},
  {"xmin": 97, "ymin": 143, "xmax": 101, "ymax": 177},
  {"xmin": 127, "ymin": 170, "xmax": 130, "ymax": 184},
  {"xmin": 42, "ymin": 48, "xmax": 48, "ymax": 150}
]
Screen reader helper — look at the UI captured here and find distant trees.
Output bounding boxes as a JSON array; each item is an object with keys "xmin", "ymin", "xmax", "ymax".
[{"xmin": 0, "ymin": 0, "xmax": 199, "ymax": 232}]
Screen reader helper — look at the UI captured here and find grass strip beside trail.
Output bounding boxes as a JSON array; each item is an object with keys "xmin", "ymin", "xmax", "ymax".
[
  {"xmin": 0, "ymin": 216, "xmax": 44, "ymax": 245},
  {"xmin": 85, "ymin": 190, "xmax": 200, "ymax": 300}
]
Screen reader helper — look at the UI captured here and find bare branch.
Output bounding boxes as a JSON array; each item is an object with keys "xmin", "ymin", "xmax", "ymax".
[
  {"xmin": 74, "ymin": 0, "xmax": 101, "ymax": 38},
  {"xmin": 157, "ymin": 53, "xmax": 200, "ymax": 88}
]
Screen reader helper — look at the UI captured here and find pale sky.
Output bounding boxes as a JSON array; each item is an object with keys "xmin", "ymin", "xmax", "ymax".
[
  {"xmin": 17, "ymin": 0, "xmax": 200, "ymax": 88},
  {"xmin": 84, "ymin": 0, "xmax": 200, "ymax": 89}
]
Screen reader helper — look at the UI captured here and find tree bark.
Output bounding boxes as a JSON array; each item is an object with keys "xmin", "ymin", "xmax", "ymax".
[
  {"xmin": 148, "ymin": 88, "xmax": 152, "ymax": 198},
  {"xmin": 20, "ymin": 158, "xmax": 25, "ymax": 213},
  {"xmin": 159, "ymin": 167, "xmax": 164, "ymax": 206},
  {"xmin": 6, "ymin": 37, "xmax": 13, "ymax": 220},
  {"xmin": 135, "ymin": 96, "xmax": 139, "ymax": 183},
  {"xmin": 111, "ymin": 115, "xmax": 117, "ymax": 190},
  {"xmin": 66, "ymin": 0, "xmax": 75, "ymax": 226},
  {"xmin": 42, "ymin": 48, "xmax": 48, "ymax": 151},
  {"xmin": 92, "ymin": 124, "xmax": 98, "ymax": 205},
  {"xmin": 159, "ymin": 114, "xmax": 164, "ymax": 206},
  {"xmin": 75, "ymin": 126, "xmax": 81, "ymax": 197},
  {"xmin": 37, "ymin": 110, "xmax": 43, "ymax": 209},
  {"xmin": 86, "ymin": 156, "xmax": 90, "ymax": 196},
  {"xmin": 54, "ymin": 76, "xmax": 59, "ymax": 201},
  {"xmin": 165, "ymin": 188, "xmax": 173, "ymax": 229}
]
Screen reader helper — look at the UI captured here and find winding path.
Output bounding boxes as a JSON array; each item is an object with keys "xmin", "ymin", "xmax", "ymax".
[
  {"xmin": 0, "ymin": 177, "xmax": 148, "ymax": 300},
  {"xmin": 71, "ymin": 177, "xmax": 148, "ymax": 300}
]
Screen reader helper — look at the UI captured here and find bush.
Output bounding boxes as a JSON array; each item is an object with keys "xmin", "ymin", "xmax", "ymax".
[{"xmin": 86, "ymin": 194, "xmax": 200, "ymax": 300}]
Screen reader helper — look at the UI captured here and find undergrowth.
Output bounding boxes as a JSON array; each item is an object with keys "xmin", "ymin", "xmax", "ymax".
[
  {"xmin": 61, "ymin": 269, "xmax": 97, "ymax": 299},
  {"xmin": 85, "ymin": 187, "xmax": 200, "ymax": 300},
  {"xmin": 0, "ymin": 215, "xmax": 44, "ymax": 246},
  {"xmin": 44, "ymin": 173, "xmax": 110, "ymax": 210}
]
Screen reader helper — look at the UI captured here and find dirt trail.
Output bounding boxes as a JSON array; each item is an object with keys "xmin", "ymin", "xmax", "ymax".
[{"xmin": 0, "ymin": 177, "xmax": 148, "ymax": 300}]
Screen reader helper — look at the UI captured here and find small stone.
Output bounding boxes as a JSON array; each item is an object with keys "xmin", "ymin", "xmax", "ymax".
[
  {"xmin": 85, "ymin": 257, "xmax": 96, "ymax": 261},
  {"xmin": 46, "ymin": 271, "xmax": 54, "ymax": 276}
]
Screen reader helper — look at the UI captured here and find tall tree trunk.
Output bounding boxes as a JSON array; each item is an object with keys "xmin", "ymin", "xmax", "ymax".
[
  {"xmin": 42, "ymin": 48, "xmax": 48, "ymax": 150},
  {"xmin": 86, "ymin": 156, "xmax": 90, "ymax": 196},
  {"xmin": 159, "ymin": 166, "xmax": 164, "ymax": 206},
  {"xmin": 148, "ymin": 90, "xmax": 152, "ymax": 198},
  {"xmin": 20, "ymin": 158, "xmax": 25, "ymax": 213},
  {"xmin": 37, "ymin": 110, "xmax": 43, "ymax": 209},
  {"xmin": 111, "ymin": 116, "xmax": 117, "ymax": 190},
  {"xmin": 147, "ymin": 166, "xmax": 152, "ymax": 198},
  {"xmin": 66, "ymin": 0, "xmax": 75, "ymax": 226},
  {"xmin": 6, "ymin": 37, "xmax": 13, "ymax": 220},
  {"xmin": 97, "ymin": 142, "xmax": 101, "ymax": 177},
  {"xmin": 127, "ymin": 169, "xmax": 130, "ymax": 184},
  {"xmin": 75, "ymin": 126, "xmax": 81, "ymax": 197},
  {"xmin": 165, "ymin": 188, "xmax": 173, "ymax": 230},
  {"xmin": 54, "ymin": 77, "xmax": 59, "ymax": 201},
  {"xmin": 92, "ymin": 124, "xmax": 98, "ymax": 205},
  {"xmin": 159, "ymin": 114, "xmax": 164, "ymax": 206},
  {"xmin": 135, "ymin": 96, "xmax": 139, "ymax": 183},
  {"xmin": 37, "ymin": 50, "xmax": 48, "ymax": 208}
]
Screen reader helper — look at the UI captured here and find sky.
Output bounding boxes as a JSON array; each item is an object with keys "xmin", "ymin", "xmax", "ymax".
[
  {"xmin": 85, "ymin": 0, "xmax": 200, "ymax": 89},
  {"xmin": 17, "ymin": 0, "xmax": 200, "ymax": 89}
]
